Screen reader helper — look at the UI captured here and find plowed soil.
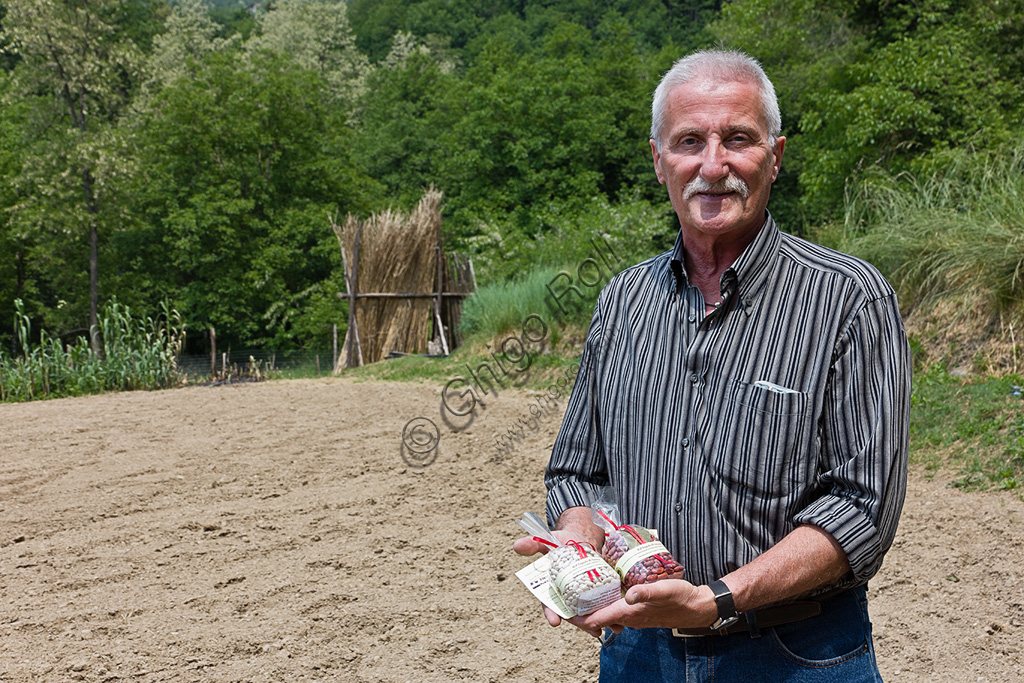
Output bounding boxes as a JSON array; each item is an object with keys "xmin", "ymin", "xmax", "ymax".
[{"xmin": 1, "ymin": 378, "xmax": 1021, "ymax": 681}]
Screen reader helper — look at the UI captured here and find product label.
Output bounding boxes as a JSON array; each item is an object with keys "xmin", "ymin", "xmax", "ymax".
[
  {"xmin": 516, "ymin": 555, "xmax": 573, "ymax": 620},
  {"xmin": 576, "ymin": 582, "xmax": 621, "ymax": 615},
  {"xmin": 614, "ymin": 540, "xmax": 670, "ymax": 577}
]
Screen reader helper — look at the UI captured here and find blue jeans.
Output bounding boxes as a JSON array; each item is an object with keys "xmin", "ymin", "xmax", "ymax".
[{"xmin": 599, "ymin": 586, "xmax": 882, "ymax": 682}]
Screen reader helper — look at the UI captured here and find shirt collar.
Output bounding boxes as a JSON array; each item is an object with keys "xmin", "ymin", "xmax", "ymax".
[{"xmin": 669, "ymin": 212, "xmax": 782, "ymax": 314}]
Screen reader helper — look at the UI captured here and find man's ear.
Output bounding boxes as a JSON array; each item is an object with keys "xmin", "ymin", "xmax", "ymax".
[
  {"xmin": 770, "ymin": 136, "xmax": 786, "ymax": 182},
  {"xmin": 650, "ymin": 139, "xmax": 666, "ymax": 185}
]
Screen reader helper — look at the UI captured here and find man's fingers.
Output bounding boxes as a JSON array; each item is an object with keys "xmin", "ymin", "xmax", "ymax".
[
  {"xmin": 568, "ymin": 617, "xmax": 601, "ymax": 637},
  {"xmin": 624, "ymin": 584, "xmax": 650, "ymax": 605},
  {"xmin": 513, "ymin": 536, "xmax": 548, "ymax": 556},
  {"xmin": 543, "ymin": 606, "xmax": 562, "ymax": 627},
  {"xmin": 624, "ymin": 579, "xmax": 688, "ymax": 606}
]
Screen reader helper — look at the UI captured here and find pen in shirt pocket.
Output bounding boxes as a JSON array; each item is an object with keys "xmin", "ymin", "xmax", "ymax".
[{"xmin": 753, "ymin": 380, "xmax": 800, "ymax": 394}]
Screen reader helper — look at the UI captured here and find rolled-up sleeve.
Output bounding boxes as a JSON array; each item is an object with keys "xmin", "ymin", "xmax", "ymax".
[
  {"xmin": 793, "ymin": 292, "xmax": 911, "ymax": 583},
  {"xmin": 544, "ymin": 303, "xmax": 611, "ymax": 528}
]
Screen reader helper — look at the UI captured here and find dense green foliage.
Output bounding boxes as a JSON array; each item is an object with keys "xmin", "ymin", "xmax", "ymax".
[
  {"xmin": 712, "ymin": 0, "xmax": 1024, "ymax": 224},
  {"xmin": 0, "ymin": 0, "xmax": 1022, "ymax": 359}
]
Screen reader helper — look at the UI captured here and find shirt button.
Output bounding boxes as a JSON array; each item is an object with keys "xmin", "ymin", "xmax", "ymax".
[
  {"xmin": 674, "ymin": 502, "xmax": 683, "ymax": 513},
  {"xmin": 682, "ymin": 437, "xmax": 690, "ymax": 448},
  {"xmin": 688, "ymin": 314, "xmax": 696, "ymax": 322},
  {"xmin": 689, "ymin": 373, "xmax": 698, "ymax": 384}
]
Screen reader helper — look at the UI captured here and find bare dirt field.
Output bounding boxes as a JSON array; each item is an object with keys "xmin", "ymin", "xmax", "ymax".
[{"xmin": 1, "ymin": 378, "xmax": 1022, "ymax": 682}]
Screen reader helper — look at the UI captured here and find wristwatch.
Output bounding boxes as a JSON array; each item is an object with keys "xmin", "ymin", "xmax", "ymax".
[{"xmin": 709, "ymin": 579, "xmax": 740, "ymax": 630}]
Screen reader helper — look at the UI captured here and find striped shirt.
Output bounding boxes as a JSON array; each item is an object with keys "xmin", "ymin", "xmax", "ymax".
[{"xmin": 545, "ymin": 213, "xmax": 910, "ymax": 591}]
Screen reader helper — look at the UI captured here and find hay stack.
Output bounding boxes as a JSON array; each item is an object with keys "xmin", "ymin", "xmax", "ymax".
[{"xmin": 334, "ymin": 187, "xmax": 443, "ymax": 370}]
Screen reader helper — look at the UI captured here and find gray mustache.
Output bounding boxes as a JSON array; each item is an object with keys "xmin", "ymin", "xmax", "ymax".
[{"xmin": 683, "ymin": 175, "xmax": 750, "ymax": 200}]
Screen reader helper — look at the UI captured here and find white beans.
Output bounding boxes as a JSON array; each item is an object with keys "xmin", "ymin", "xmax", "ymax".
[{"xmin": 548, "ymin": 542, "xmax": 620, "ymax": 615}]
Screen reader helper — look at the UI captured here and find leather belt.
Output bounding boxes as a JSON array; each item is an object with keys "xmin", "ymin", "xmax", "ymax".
[{"xmin": 671, "ymin": 600, "xmax": 822, "ymax": 638}]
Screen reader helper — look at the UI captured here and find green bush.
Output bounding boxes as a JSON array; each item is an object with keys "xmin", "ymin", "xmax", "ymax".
[
  {"xmin": 464, "ymin": 193, "xmax": 675, "ymax": 286},
  {"xmin": 459, "ymin": 193, "xmax": 678, "ymax": 339}
]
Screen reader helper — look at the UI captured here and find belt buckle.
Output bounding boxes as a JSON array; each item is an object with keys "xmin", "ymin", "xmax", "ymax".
[{"xmin": 671, "ymin": 628, "xmax": 709, "ymax": 638}]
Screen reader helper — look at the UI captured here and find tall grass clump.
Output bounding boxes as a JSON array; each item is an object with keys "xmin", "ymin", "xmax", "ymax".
[
  {"xmin": 836, "ymin": 143, "xmax": 1024, "ymax": 315},
  {"xmin": 459, "ymin": 266, "xmax": 584, "ymax": 338},
  {"xmin": 0, "ymin": 299, "xmax": 185, "ymax": 402}
]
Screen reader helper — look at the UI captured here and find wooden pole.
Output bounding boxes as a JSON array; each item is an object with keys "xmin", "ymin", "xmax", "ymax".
[
  {"xmin": 342, "ymin": 221, "xmax": 365, "ymax": 368},
  {"xmin": 434, "ymin": 243, "xmax": 449, "ymax": 356},
  {"xmin": 353, "ymin": 223, "xmax": 364, "ymax": 366},
  {"xmin": 349, "ymin": 292, "xmax": 471, "ymax": 299},
  {"xmin": 210, "ymin": 327, "xmax": 216, "ymax": 377},
  {"xmin": 340, "ymin": 246, "xmax": 354, "ymax": 366},
  {"xmin": 333, "ymin": 323, "xmax": 338, "ymax": 370},
  {"xmin": 339, "ymin": 222, "xmax": 365, "ymax": 369}
]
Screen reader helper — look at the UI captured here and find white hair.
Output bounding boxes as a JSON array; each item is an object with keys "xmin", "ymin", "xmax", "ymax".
[{"xmin": 650, "ymin": 49, "xmax": 781, "ymax": 150}]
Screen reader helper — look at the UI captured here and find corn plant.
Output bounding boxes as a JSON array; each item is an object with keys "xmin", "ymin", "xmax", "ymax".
[{"xmin": 0, "ymin": 299, "xmax": 186, "ymax": 402}]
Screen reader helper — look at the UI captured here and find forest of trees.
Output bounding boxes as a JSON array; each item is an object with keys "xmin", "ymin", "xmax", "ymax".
[{"xmin": 1, "ymin": 0, "xmax": 1021, "ymax": 354}]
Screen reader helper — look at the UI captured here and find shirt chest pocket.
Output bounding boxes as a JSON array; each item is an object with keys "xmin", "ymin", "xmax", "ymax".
[{"xmin": 708, "ymin": 379, "xmax": 813, "ymax": 498}]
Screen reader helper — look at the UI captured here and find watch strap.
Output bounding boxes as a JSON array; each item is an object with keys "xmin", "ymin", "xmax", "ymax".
[{"xmin": 709, "ymin": 579, "xmax": 740, "ymax": 630}]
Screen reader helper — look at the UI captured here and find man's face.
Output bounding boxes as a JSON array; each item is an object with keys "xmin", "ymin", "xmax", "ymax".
[{"xmin": 650, "ymin": 77, "xmax": 785, "ymax": 242}]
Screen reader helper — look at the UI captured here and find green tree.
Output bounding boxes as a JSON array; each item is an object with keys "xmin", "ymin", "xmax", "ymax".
[
  {"xmin": 799, "ymin": 12, "xmax": 1024, "ymax": 222},
  {"xmin": 246, "ymin": 0, "xmax": 369, "ymax": 108},
  {"xmin": 128, "ymin": 48, "xmax": 372, "ymax": 349},
  {"xmin": 431, "ymin": 19, "xmax": 661, "ymax": 242},
  {"xmin": 348, "ymin": 0, "xmax": 721, "ymax": 61},
  {"xmin": 0, "ymin": 72, "xmax": 30, "ymax": 353},
  {"xmin": 140, "ymin": 0, "xmax": 235, "ymax": 98},
  {"xmin": 351, "ymin": 36, "xmax": 458, "ymax": 210},
  {"xmin": 1, "ymin": 0, "xmax": 147, "ymax": 352}
]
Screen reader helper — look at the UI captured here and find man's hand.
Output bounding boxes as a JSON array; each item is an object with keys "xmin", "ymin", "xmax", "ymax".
[{"xmin": 570, "ymin": 579, "xmax": 717, "ymax": 634}]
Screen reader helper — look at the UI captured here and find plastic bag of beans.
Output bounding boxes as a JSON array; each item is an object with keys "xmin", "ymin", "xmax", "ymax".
[
  {"xmin": 546, "ymin": 540, "xmax": 621, "ymax": 616},
  {"xmin": 591, "ymin": 502, "xmax": 686, "ymax": 589},
  {"xmin": 517, "ymin": 512, "xmax": 620, "ymax": 616}
]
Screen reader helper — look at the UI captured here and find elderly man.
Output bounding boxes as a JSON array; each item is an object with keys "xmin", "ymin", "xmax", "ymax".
[{"xmin": 514, "ymin": 49, "xmax": 910, "ymax": 681}]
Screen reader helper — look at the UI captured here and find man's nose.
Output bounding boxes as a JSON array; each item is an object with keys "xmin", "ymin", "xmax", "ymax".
[{"xmin": 699, "ymin": 139, "xmax": 728, "ymax": 183}]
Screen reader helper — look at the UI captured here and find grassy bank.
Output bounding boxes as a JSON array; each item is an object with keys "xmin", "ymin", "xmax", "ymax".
[
  {"xmin": 910, "ymin": 367, "xmax": 1023, "ymax": 493},
  {"xmin": 827, "ymin": 143, "xmax": 1024, "ymax": 373},
  {"xmin": 340, "ymin": 328, "xmax": 586, "ymax": 390}
]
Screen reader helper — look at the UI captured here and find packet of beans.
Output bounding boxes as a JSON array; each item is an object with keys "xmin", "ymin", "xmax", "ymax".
[
  {"xmin": 515, "ymin": 512, "xmax": 620, "ymax": 617},
  {"xmin": 591, "ymin": 501, "xmax": 686, "ymax": 588}
]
